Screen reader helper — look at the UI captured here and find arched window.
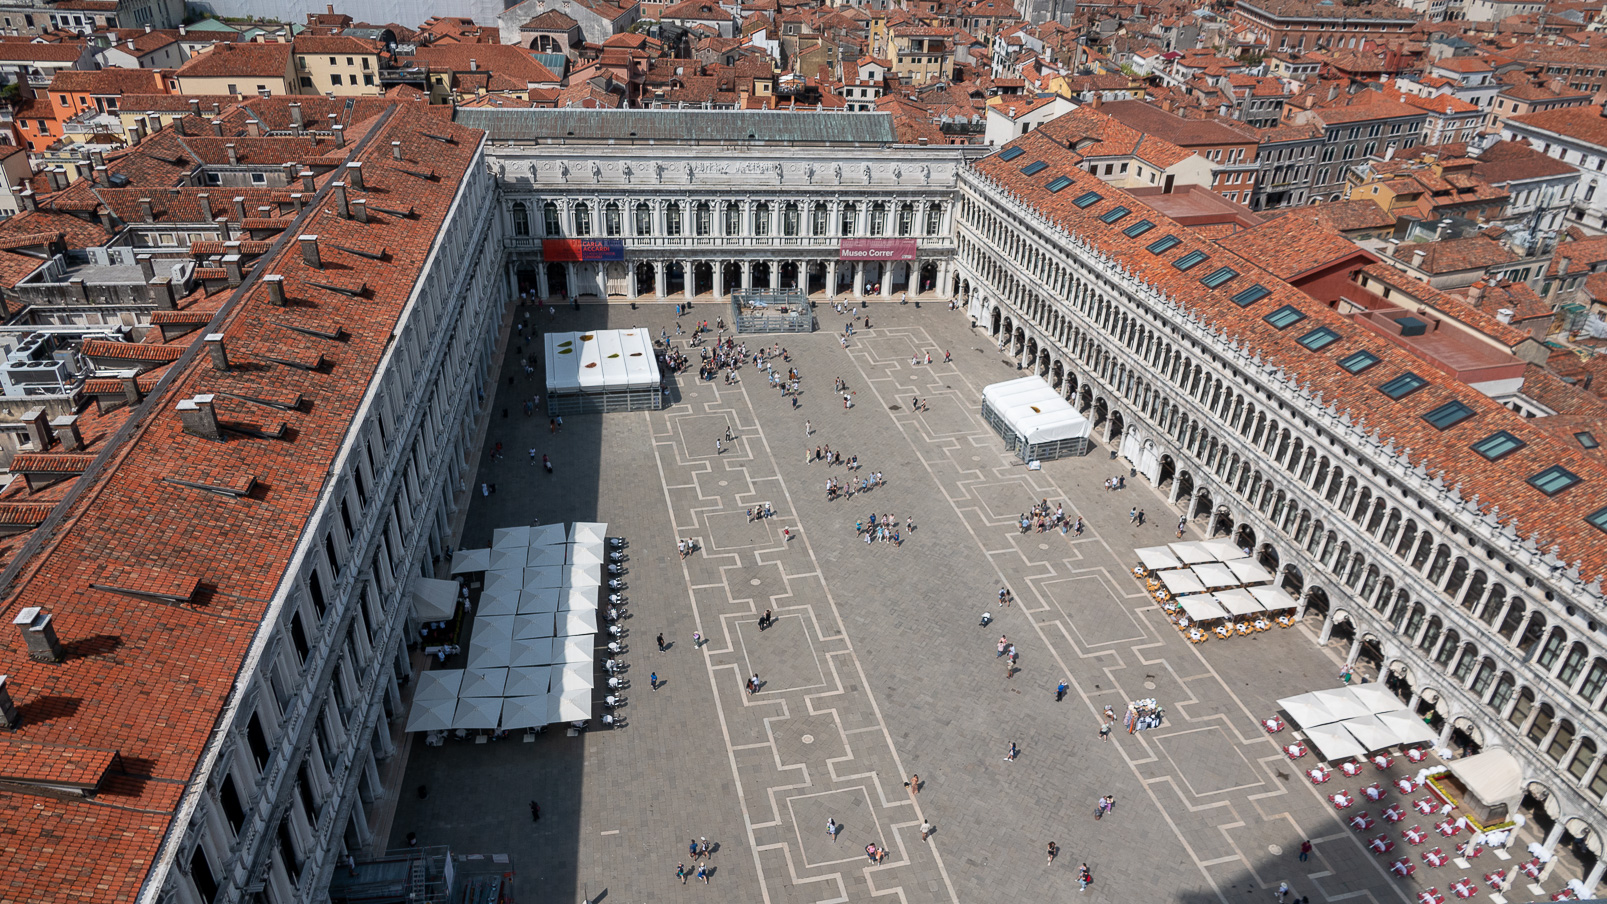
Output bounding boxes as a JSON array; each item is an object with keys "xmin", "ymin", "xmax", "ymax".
[
  {"xmin": 811, "ymin": 203, "xmax": 828, "ymax": 236},
  {"xmin": 783, "ymin": 202, "xmax": 799, "ymax": 237},
  {"xmin": 1537, "ymin": 628, "xmax": 1567, "ymax": 669},
  {"xmin": 1488, "ymin": 674, "xmax": 1516, "ymax": 712},
  {"xmin": 1470, "ymin": 659, "xmax": 1496, "ymax": 697},
  {"xmin": 1582, "ymin": 659, "xmax": 1607, "ymax": 703},
  {"xmin": 1506, "ymin": 686, "xmax": 1533, "ymax": 726},
  {"xmin": 666, "ymin": 202, "xmax": 682, "ymax": 236},
  {"xmin": 1559, "ymin": 643, "xmax": 1589, "ymax": 686},
  {"xmin": 635, "ymin": 202, "xmax": 652, "ymax": 236},
  {"xmin": 897, "ymin": 202, "xmax": 914, "ymax": 236},
  {"xmin": 840, "ymin": 203, "xmax": 858, "ymax": 236},
  {"xmin": 754, "ymin": 202, "xmax": 770, "ymax": 236},
  {"xmin": 1435, "ymin": 630, "xmax": 1459, "ymax": 667},
  {"xmin": 1568, "ymin": 738, "xmax": 1596, "ymax": 781},
  {"xmin": 543, "ymin": 201, "xmax": 560, "ymax": 236},
  {"xmin": 926, "ymin": 202, "xmax": 943, "ymax": 235},
  {"xmin": 1590, "ymin": 760, "xmax": 1607, "ymax": 800},
  {"xmin": 869, "ymin": 202, "xmax": 887, "ymax": 236},
  {"xmin": 724, "ymin": 203, "xmax": 741, "ymax": 236},
  {"xmin": 1418, "ymin": 616, "xmax": 1442, "ymax": 653},
  {"xmin": 573, "ymin": 201, "xmax": 592, "ymax": 236},
  {"xmin": 1452, "ymin": 644, "xmax": 1477, "ymax": 683},
  {"xmin": 695, "ymin": 202, "xmax": 711, "ymax": 237},
  {"xmin": 604, "ymin": 201, "xmax": 621, "ymax": 237},
  {"xmin": 511, "ymin": 201, "xmax": 529, "ymax": 236},
  {"xmin": 1547, "ymin": 719, "xmax": 1576, "ymax": 762},
  {"xmin": 1526, "ymin": 701, "xmax": 1554, "ymax": 744}
]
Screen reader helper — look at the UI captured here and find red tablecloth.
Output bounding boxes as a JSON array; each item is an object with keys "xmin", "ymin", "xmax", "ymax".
[
  {"xmin": 1405, "ymin": 827, "xmax": 1428, "ymax": 845},
  {"xmin": 1393, "ymin": 859, "xmax": 1417, "ymax": 878},
  {"xmin": 1425, "ymin": 848, "xmax": 1448, "ymax": 868},
  {"xmin": 1383, "ymin": 806, "xmax": 1406, "ymax": 823},
  {"xmin": 1415, "ymin": 798, "xmax": 1439, "ymax": 815},
  {"xmin": 1451, "ymin": 879, "xmax": 1477, "ymax": 899}
]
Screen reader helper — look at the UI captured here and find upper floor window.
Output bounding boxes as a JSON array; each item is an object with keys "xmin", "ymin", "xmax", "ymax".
[
  {"xmin": 754, "ymin": 202, "xmax": 771, "ymax": 236},
  {"xmin": 783, "ymin": 202, "xmax": 799, "ymax": 237},
  {"xmin": 897, "ymin": 202, "xmax": 914, "ymax": 236},
  {"xmin": 840, "ymin": 203, "xmax": 858, "ymax": 236},
  {"xmin": 543, "ymin": 201, "xmax": 560, "ymax": 236},
  {"xmin": 811, "ymin": 203, "xmax": 828, "ymax": 236},
  {"xmin": 573, "ymin": 201, "xmax": 592, "ymax": 236},
  {"xmin": 695, "ymin": 202, "xmax": 711, "ymax": 237},
  {"xmin": 724, "ymin": 203, "xmax": 741, "ymax": 237},
  {"xmin": 925, "ymin": 203, "xmax": 943, "ymax": 235},
  {"xmin": 869, "ymin": 202, "xmax": 887, "ymax": 236},
  {"xmin": 634, "ymin": 202, "xmax": 651, "ymax": 236},
  {"xmin": 666, "ymin": 202, "xmax": 682, "ymax": 236},
  {"xmin": 604, "ymin": 201, "xmax": 621, "ymax": 237},
  {"xmin": 511, "ymin": 201, "xmax": 529, "ymax": 237}
]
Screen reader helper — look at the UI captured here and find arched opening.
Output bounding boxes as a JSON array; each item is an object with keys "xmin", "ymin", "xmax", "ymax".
[
  {"xmin": 666, "ymin": 261, "xmax": 687, "ymax": 296},
  {"xmin": 919, "ymin": 261, "xmax": 938, "ymax": 293},
  {"xmin": 752, "ymin": 260, "xmax": 772, "ymax": 289},
  {"xmin": 990, "ymin": 306, "xmax": 1002, "ymax": 336},
  {"xmin": 1258, "ymin": 543, "xmax": 1280, "ymax": 573},
  {"xmin": 1449, "ymin": 716, "xmax": 1483, "ymax": 757},
  {"xmin": 1385, "ymin": 660, "xmax": 1413, "ymax": 702},
  {"xmin": 779, "ymin": 261, "xmax": 799, "ymax": 290},
  {"xmin": 806, "ymin": 262, "xmax": 826, "ymax": 294},
  {"xmin": 1037, "ymin": 349, "xmax": 1050, "ymax": 377},
  {"xmin": 1210, "ymin": 503, "xmax": 1233, "ymax": 536},
  {"xmin": 1109, "ymin": 409, "xmax": 1126, "ymax": 443},
  {"xmin": 1012, "ymin": 326, "xmax": 1025, "ymax": 356},
  {"xmin": 634, "ymin": 261, "xmax": 655, "ymax": 295},
  {"xmin": 1303, "ymin": 585, "xmax": 1330, "ymax": 621},
  {"xmin": 1051, "ymin": 359, "xmax": 1065, "ymax": 390},
  {"xmin": 511, "ymin": 201, "xmax": 529, "ymax": 237},
  {"xmin": 1281, "ymin": 564, "xmax": 1304, "ymax": 597},
  {"xmin": 719, "ymin": 262, "xmax": 741, "ymax": 295},
  {"xmin": 545, "ymin": 262, "xmax": 568, "ymax": 298},
  {"xmin": 1025, "ymin": 336, "xmax": 1039, "ymax": 366},
  {"xmin": 1092, "ymin": 397, "xmax": 1109, "ymax": 429},
  {"xmin": 1357, "ymin": 635, "xmax": 1385, "ymax": 675},
  {"xmin": 1158, "ymin": 455, "xmax": 1176, "ymax": 492},
  {"xmin": 1235, "ymin": 523, "xmax": 1258, "ymax": 551},
  {"xmin": 692, "ymin": 261, "xmax": 714, "ymax": 297}
]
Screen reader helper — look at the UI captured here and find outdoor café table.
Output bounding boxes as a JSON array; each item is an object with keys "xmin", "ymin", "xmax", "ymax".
[
  {"xmin": 1425, "ymin": 848, "xmax": 1449, "ymax": 868},
  {"xmin": 1215, "ymin": 624, "xmax": 1232, "ymax": 639},
  {"xmin": 1365, "ymin": 783, "xmax": 1387, "ymax": 801},
  {"xmin": 1254, "ymin": 618, "xmax": 1272, "ymax": 631},
  {"xmin": 1342, "ymin": 761, "xmax": 1366, "ymax": 777},
  {"xmin": 1264, "ymin": 717, "xmax": 1285, "ymax": 733},
  {"xmin": 1406, "ymin": 747, "xmax": 1428, "ymax": 763},
  {"xmin": 1483, "ymin": 871, "xmax": 1505, "ymax": 891},
  {"xmin": 1451, "ymin": 878, "xmax": 1477, "ymax": 899},
  {"xmin": 1371, "ymin": 835, "xmax": 1396, "ymax": 855},
  {"xmin": 1457, "ymin": 841, "xmax": 1482, "ymax": 860},
  {"xmin": 1352, "ymin": 813, "xmax": 1376, "ymax": 831},
  {"xmin": 1397, "ymin": 777, "xmax": 1421, "ymax": 794},
  {"xmin": 1374, "ymin": 753, "xmax": 1396, "ymax": 770},
  {"xmin": 1309, "ymin": 766, "xmax": 1332, "ymax": 784},
  {"xmin": 1330, "ymin": 791, "xmax": 1355, "ymax": 809},
  {"xmin": 1551, "ymin": 892, "xmax": 1577, "ymax": 902},
  {"xmin": 1436, "ymin": 820, "xmax": 1461, "ymax": 837},
  {"xmin": 1286, "ymin": 742, "xmax": 1307, "ymax": 759},
  {"xmin": 1383, "ymin": 804, "xmax": 1405, "ymax": 823},
  {"xmin": 1404, "ymin": 826, "xmax": 1428, "ymax": 845},
  {"xmin": 1419, "ymin": 889, "xmax": 1444, "ymax": 904},
  {"xmin": 1392, "ymin": 859, "xmax": 1416, "ymax": 878},
  {"xmin": 1519, "ymin": 859, "xmax": 1543, "ymax": 880},
  {"xmin": 1415, "ymin": 797, "xmax": 1439, "ymax": 815}
]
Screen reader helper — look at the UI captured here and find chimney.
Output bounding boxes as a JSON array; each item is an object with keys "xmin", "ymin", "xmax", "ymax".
[
  {"xmin": 1411, "ymin": 249, "xmax": 1426, "ymax": 268},
  {"xmin": 119, "ymin": 371, "xmax": 141, "ymax": 405},
  {"xmin": 352, "ymin": 199, "xmax": 368, "ymax": 223},
  {"xmin": 19, "ymin": 188, "xmax": 35, "ymax": 212},
  {"xmin": 300, "ymin": 235, "xmax": 322, "ymax": 268},
  {"xmin": 93, "ymin": 165, "xmax": 109, "ymax": 185},
  {"xmin": 226, "ymin": 143, "xmax": 239, "ymax": 165},
  {"xmin": 264, "ymin": 274, "xmax": 286, "ymax": 306},
  {"xmin": 47, "ymin": 167, "xmax": 65, "ymax": 191},
  {"xmin": 205, "ymin": 333, "xmax": 229, "ymax": 370},
  {"xmin": 18, "ymin": 408, "xmax": 50, "ymax": 451},
  {"xmin": 177, "ymin": 395, "xmax": 222, "ymax": 441},
  {"xmin": 144, "ymin": 23, "xmax": 151, "ymax": 32},
  {"xmin": 89, "ymin": 149, "xmax": 105, "ymax": 170},
  {"xmin": 49, "ymin": 414, "xmax": 81, "ymax": 451},
  {"xmin": 346, "ymin": 161, "xmax": 363, "ymax": 190},
  {"xmin": 139, "ymin": 197, "xmax": 154, "ymax": 223},
  {"xmin": 12, "ymin": 608, "xmax": 63, "ymax": 663},
  {"xmin": 334, "ymin": 181, "xmax": 349, "ymax": 218},
  {"xmin": 1557, "ymin": 256, "xmax": 1571, "ymax": 276},
  {"xmin": 211, "ymin": 119, "xmax": 224, "ymax": 137},
  {"xmin": 212, "ymin": 102, "xmax": 221, "ymax": 117},
  {"xmin": 188, "ymin": 98, "xmax": 200, "ymax": 116},
  {"xmin": 246, "ymin": 120, "xmax": 260, "ymax": 138},
  {"xmin": 332, "ymin": 124, "xmax": 345, "ymax": 148},
  {"xmin": 470, "ymin": 58, "xmax": 479, "ymax": 71},
  {"xmin": 233, "ymin": 196, "xmax": 247, "ymax": 221},
  {"xmin": 0, "ymin": 675, "xmax": 20, "ymax": 730},
  {"xmin": 179, "ymin": 24, "xmax": 186, "ymax": 35},
  {"xmin": 289, "ymin": 102, "xmax": 304, "ymax": 129},
  {"xmin": 300, "ymin": 170, "xmax": 315, "ymax": 192},
  {"xmin": 222, "ymin": 253, "xmax": 242, "ymax": 286},
  {"xmin": 127, "ymin": 38, "xmax": 136, "ymax": 51},
  {"xmin": 197, "ymin": 192, "xmax": 212, "ymax": 222},
  {"xmin": 137, "ymin": 255, "xmax": 155, "ymax": 281},
  {"xmin": 289, "ymin": 192, "xmax": 304, "ymax": 214},
  {"xmin": 148, "ymin": 277, "xmax": 174, "ymax": 310},
  {"xmin": 1468, "ymin": 283, "xmax": 1485, "ymax": 304},
  {"xmin": 1497, "ymin": 308, "xmax": 1515, "ymax": 323},
  {"xmin": 391, "ymin": 140, "xmax": 403, "ymax": 160}
]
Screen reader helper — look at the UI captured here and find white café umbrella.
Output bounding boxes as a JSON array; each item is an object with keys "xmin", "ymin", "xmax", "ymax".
[
  {"xmin": 529, "ymin": 523, "xmax": 569, "ymax": 547},
  {"xmin": 449, "ymin": 548, "xmax": 492, "ymax": 574},
  {"xmin": 1227, "ymin": 559, "xmax": 1274, "ymax": 584},
  {"xmin": 1202, "ymin": 538, "xmax": 1249, "ymax": 560},
  {"xmin": 405, "ymin": 696, "xmax": 457, "ymax": 732},
  {"xmin": 1162, "ymin": 570, "xmax": 1208, "ymax": 595},
  {"xmin": 557, "ymin": 663, "xmax": 595, "ymax": 689},
  {"xmin": 500, "ymin": 695, "xmax": 550, "ymax": 730},
  {"xmin": 492, "ymin": 526, "xmax": 532, "ymax": 549},
  {"xmin": 569, "ymin": 545, "xmax": 607, "ymax": 568},
  {"xmin": 510, "ymin": 636, "xmax": 556, "ymax": 667},
  {"xmin": 460, "ymin": 667, "xmax": 508, "ymax": 698},
  {"xmin": 526, "ymin": 544, "xmax": 567, "ymax": 568},
  {"xmin": 522, "ymin": 566, "xmax": 566, "ymax": 589},
  {"xmin": 475, "ymin": 590, "xmax": 519, "ymax": 617},
  {"xmin": 1341, "ymin": 714, "xmax": 1400, "ymax": 752},
  {"xmin": 555, "ymin": 636, "xmax": 595, "ymax": 664},
  {"xmin": 560, "ymin": 588, "xmax": 597, "ymax": 611},
  {"xmin": 559, "ymin": 609, "xmax": 598, "ymax": 635},
  {"xmin": 1311, "ymin": 688, "xmax": 1374, "ymax": 722},
  {"xmin": 1170, "ymin": 541, "xmax": 1216, "ymax": 565},
  {"xmin": 1278, "ymin": 692, "xmax": 1336, "ymax": 728},
  {"xmin": 1136, "ymin": 546, "xmax": 1184, "ymax": 571},
  {"xmin": 1215, "ymin": 588, "xmax": 1263, "ymax": 617},
  {"xmin": 488, "ymin": 548, "xmax": 525, "ymax": 571},
  {"xmin": 547, "ymin": 688, "xmax": 592, "ymax": 723},
  {"xmin": 1250, "ymin": 586, "xmax": 1298, "ymax": 611},
  {"xmin": 519, "ymin": 587, "xmax": 563, "ymax": 613},
  {"xmin": 483, "ymin": 569, "xmax": 524, "ymax": 594},
  {"xmin": 1304, "ymin": 721, "xmax": 1369, "ymax": 761},
  {"xmin": 467, "ymin": 636, "xmax": 511, "ymax": 670},
  {"xmin": 413, "ymin": 669, "xmax": 463, "ymax": 702},
  {"xmin": 1377, "ymin": 709, "xmax": 1439, "ymax": 746},
  {"xmin": 505, "ymin": 665, "xmax": 553, "ymax": 698},
  {"xmin": 452, "ymin": 695, "xmax": 504, "ymax": 729},
  {"xmin": 1191, "ymin": 563, "xmax": 1239, "ymax": 590},
  {"xmin": 570, "ymin": 522, "xmax": 608, "ymax": 544},
  {"xmin": 1178, "ymin": 594, "xmax": 1229, "ymax": 621},
  {"xmin": 513, "ymin": 612, "xmax": 556, "ymax": 639},
  {"xmin": 1350, "ymin": 684, "xmax": 1403, "ymax": 715},
  {"xmin": 563, "ymin": 567, "xmax": 602, "ymax": 590}
]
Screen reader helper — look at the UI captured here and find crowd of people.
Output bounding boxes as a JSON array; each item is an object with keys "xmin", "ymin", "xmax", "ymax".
[{"xmin": 1018, "ymin": 498, "xmax": 1084, "ymax": 536}]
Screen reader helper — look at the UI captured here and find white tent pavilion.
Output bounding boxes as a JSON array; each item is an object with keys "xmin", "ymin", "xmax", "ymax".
[
  {"xmin": 530, "ymin": 523, "xmax": 569, "ymax": 546},
  {"xmin": 558, "ymin": 609, "xmax": 598, "ymax": 635},
  {"xmin": 499, "ymin": 695, "xmax": 549, "ymax": 730},
  {"xmin": 505, "ymin": 665, "xmax": 552, "ymax": 698},
  {"xmin": 513, "ymin": 612, "xmax": 556, "ymax": 639},
  {"xmin": 452, "ymin": 695, "xmax": 504, "ymax": 729},
  {"xmin": 492, "ymin": 526, "xmax": 532, "ymax": 549},
  {"xmin": 569, "ymin": 545, "xmax": 607, "ymax": 568},
  {"xmin": 1136, "ymin": 546, "xmax": 1184, "ymax": 571},
  {"xmin": 1170, "ymin": 541, "xmax": 1216, "ymax": 565},
  {"xmin": 570, "ymin": 522, "xmax": 608, "ymax": 544},
  {"xmin": 1202, "ymin": 538, "xmax": 1249, "ymax": 561},
  {"xmin": 1278, "ymin": 692, "xmax": 1335, "ymax": 728},
  {"xmin": 405, "ymin": 696, "xmax": 457, "ymax": 732},
  {"xmin": 1214, "ymin": 588, "xmax": 1264, "ymax": 617},
  {"xmin": 1377, "ymin": 710, "xmax": 1439, "ymax": 746},
  {"xmin": 559, "ymin": 588, "xmax": 597, "ymax": 611},
  {"xmin": 413, "ymin": 669, "xmax": 463, "ymax": 702},
  {"xmin": 518, "ymin": 588, "xmax": 563, "ymax": 613},
  {"xmin": 470, "ymin": 616, "xmax": 513, "ymax": 647},
  {"xmin": 1349, "ymin": 684, "xmax": 1403, "ymax": 715},
  {"xmin": 483, "ymin": 569, "xmax": 523, "ymax": 594},
  {"xmin": 460, "ymin": 667, "xmax": 508, "ymax": 698},
  {"xmin": 562, "ymin": 568, "xmax": 602, "ymax": 590},
  {"xmin": 510, "ymin": 636, "xmax": 556, "ymax": 667},
  {"xmin": 1227, "ymin": 559, "xmax": 1274, "ymax": 584},
  {"xmin": 979, "ymin": 376, "xmax": 1093, "ymax": 461},
  {"xmin": 475, "ymin": 590, "xmax": 519, "ymax": 617},
  {"xmin": 557, "ymin": 663, "xmax": 595, "ymax": 689},
  {"xmin": 544, "ymin": 331, "xmax": 661, "ymax": 414},
  {"xmin": 555, "ymin": 636, "xmax": 594, "ymax": 663},
  {"xmin": 547, "ymin": 688, "xmax": 592, "ymax": 723},
  {"xmin": 1249, "ymin": 586, "xmax": 1298, "ymax": 611},
  {"xmin": 488, "ymin": 548, "xmax": 525, "ymax": 571},
  {"xmin": 1303, "ymin": 721, "xmax": 1369, "ymax": 761},
  {"xmin": 1191, "ymin": 563, "xmax": 1239, "ymax": 589},
  {"xmin": 1160, "ymin": 570, "xmax": 1208, "ymax": 595},
  {"xmin": 521, "ymin": 566, "xmax": 566, "ymax": 589},
  {"xmin": 1341, "ymin": 714, "xmax": 1400, "ymax": 752},
  {"xmin": 411, "ymin": 577, "xmax": 459, "ymax": 622},
  {"xmin": 467, "ymin": 637, "xmax": 510, "ymax": 670},
  {"xmin": 1178, "ymin": 594, "xmax": 1229, "ymax": 621},
  {"xmin": 1311, "ymin": 688, "xmax": 1374, "ymax": 722},
  {"xmin": 450, "ymin": 548, "xmax": 492, "ymax": 574},
  {"xmin": 526, "ymin": 545, "xmax": 567, "ymax": 568}
]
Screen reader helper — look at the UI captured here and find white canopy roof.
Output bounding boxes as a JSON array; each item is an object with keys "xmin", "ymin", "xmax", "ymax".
[
  {"xmin": 558, "ymin": 609, "xmax": 598, "ymax": 635},
  {"xmin": 555, "ymin": 636, "xmax": 594, "ymax": 664},
  {"xmin": 570, "ymin": 522, "xmax": 609, "ymax": 544},
  {"xmin": 488, "ymin": 548, "xmax": 526, "ymax": 571},
  {"xmin": 412, "ymin": 669, "xmax": 462, "ymax": 703},
  {"xmin": 510, "ymin": 636, "xmax": 555, "ymax": 667},
  {"xmin": 1249, "ymin": 586, "xmax": 1298, "ymax": 611},
  {"xmin": 526, "ymin": 545, "xmax": 568, "ymax": 568},
  {"xmin": 1136, "ymin": 546, "xmax": 1184, "ymax": 571},
  {"xmin": 569, "ymin": 545, "xmax": 606, "ymax": 567},
  {"xmin": 1227, "ymin": 559, "xmax": 1274, "ymax": 584},
  {"xmin": 1202, "ymin": 538, "xmax": 1249, "ymax": 560},
  {"xmin": 1214, "ymin": 588, "xmax": 1264, "ymax": 616},
  {"xmin": 1449, "ymin": 749, "xmax": 1523, "ymax": 807},
  {"xmin": 1161, "ymin": 571, "xmax": 1208, "ymax": 595},
  {"xmin": 563, "ymin": 568, "xmax": 602, "ymax": 590},
  {"xmin": 475, "ymin": 591, "xmax": 519, "ymax": 617},
  {"xmin": 460, "ymin": 667, "xmax": 508, "ymax": 698},
  {"xmin": 483, "ymin": 569, "xmax": 523, "ymax": 593},
  {"xmin": 504, "ymin": 665, "xmax": 552, "ymax": 698},
  {"xmin": 1311, "ymin": 688, "xmax": 1374, "ymax": 722},
  {"xmin": 499, "ymin": 695, "xmax": 550, "ymax": 730},
  {"xmin": 405, "ymin": 696, "xmax": 457, "ymax": 732},
  {"xmin": 411, "ymin": 577, "xmax": 459, "ymax": 621},
  {"xmin": 545, "ymin": 330, "xmax": 660, "ymax": 394},
  {"xmin": 521, "ymin": 566, "xmax": 566, "ymax": 589},
  {"xmin": 1303, "ymin": 721, "xmax": 1369, "ymax": 761},
  {"xmin": 513, "ymin": 612, "xmax": 556, "ymax": 639},
  {"xmin": 981, "ymin": 377, "xmax": 1092, "ymax": 445},
  {"xmin": 1178, "ymin": 594, "xmax": 1228, "ymax": 621},
  {"xmin": 1376, "ymin": 709, "xmax": 1439, "ymax": 746},
  {"xmin": 556, "ymin": 663, "xmax": 595, "ymax": 690},
  {"xmin": 559, "ymin": 588, "xmax": 597, "ymax": 611},
  {"xmin": 1191, "ymin": 563, "xmax": 1240, "ymax": 589},
  {"xmin": 547, "ymin": 688, "xmax": 592, "ymax": 723},
  {"xmin": 492, "ymin": 526, "xmax": 531, "ymax": 549},
  {"xmin": 1170, "ymin": 541, "xmax": 1216, "ymax": 565},
  {"xmin": 452, "ymin": 695, "xmax": 504, "ymax": 729},
  {"xmin": 529, "ymin": 523, "xmax": 569, "ymax": 546},
  {"xmin": 1349, "ymin": 684, "xmax": 1404, "ymax": 715},
  {"xmin": 1340, "ymin": 714, "xmax": 1400, "ymax": 752},
  {"xmin": 449, "ymin": 548, "xmax": 491, "ymax": 574},
  {"xmin": 1277, "ymin": 692, "xmax": 1334, "ymax": 729},
  {"xmin": 518, "ymin": 587, "xmax": 563, "ymax": 613}
]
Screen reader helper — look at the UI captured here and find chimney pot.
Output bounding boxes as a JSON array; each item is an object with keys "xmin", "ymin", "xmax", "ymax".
[
  {"xmin": 49, "ymin": 414, "xmax": 81, "ymax": 451},
  {"xmin": 12, "ymin": 608, "xmax": 63, "ymax": 663},
  {"xmin": 222, "ymin": 254, "xmax": 242, "ymax": 286},
  {"xmin": 211, "ymin": 119, "xmax": 224, "ymax": 137},
  {"xmin": 138, "ymin": 255, "xmax": 155, "ymax": 281},
  {"xmin": 188, "ymin": 98, "xmax": 200, "ymax": 115},
  {"xmin": 205, "ymin": 333, "xmax": 229, "ymax": 371},
  {"xmin": 300, "ymin": 235, "xmax": 322, "ymax": 268},
  {"xmin": 89, "ymin": 150, "xmax": 105, "ymax": 170},
  {"xmin": 300, "ymin": 170, "xmax": 315, "ymax": 192},
  {"xmin": 352, "ymin": 199, "xmax": 368, "ymax": 223},
  {"xmin": 197, "ymin": 192, "xmax": 212, "ymax": 222},
  {"xmin": 264, "ymin": 274, "xmax": 286, "ymax": 306},
  {"xmin": 470, "ymin": 58, "xmax": 479, "ymax": 70},
  {"xmin": 246, "ymin": 121, "xmax": 260, "ymax": 138},
  {"xmin": 289, "ymin": 102, "xmax": 304, "ymax": 128},
  {"xmin": 391, "ymin": 141, "xmax": 403, "ymax": 160},
  {"xmin": 148, "ymin": 277, "xmax": 174, "ymax": 310},
  {"xmin": 332, "ymin": 124, "xmax": 345, "ymax": 147},
  {"xmin": 289, "ymin": 192, "xmax": 304, "ymax": 214},
  {"xmin": 19, "ymin": 407, "xmax": 50, "ymax": 451},
  {"xmin": 119, "ymin": 370, "xmax": 141, "ymax": 405},
  {"xmin": 177, "ymin": 394, "xmax": 222, "ymax": 441},
  {"xmin": 334, "ymin": 181, "xmax": 349, "ymax": 218},
  {"xmin": 1497, "ymin": 307, "xmax": 1515, "ymax": 323},
  {"xmin": 346, "ymin": 161, "xmax": 363, "ymax": 190},
  {"xmin": 139, "ymin": 197, "xmax": 154, "ymax": 223},
  {"xmin": 233, "ymin": 196, "xmax": 247, "ymax": 221},
  {"xmin": 20, "ymin": 188, "xmax": 35, "ymax": 212},
  {"xmin": 92, "ymin": 165, "xmax": 108, "ymax": 186},
  {"xmin": 226, "ymin": 143, "xmax": 238, "ymax": 165},
  {"xmin": 0, "ymin": 675, "xmax": 20, "ymax": 730}
]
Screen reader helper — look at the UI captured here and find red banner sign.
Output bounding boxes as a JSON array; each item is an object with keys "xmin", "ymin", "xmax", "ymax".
[
  {"xmin": 543, "ymin": 239, "xmax": 626, "ymax": 262},
  {"xmin": 839, "ymin": 239, "xmax": 917, "ymax": 261}
]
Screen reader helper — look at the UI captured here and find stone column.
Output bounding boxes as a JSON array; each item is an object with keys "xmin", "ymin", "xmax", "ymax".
[
  {"xmin": 654, "ymin": 261, "xmax": 667, "ymax": 299},
  {"xmin": 740, "ymin": 260, "xmax": 752, "ymax": 290},
  {"xmin": 881, "ymin": 266, "xmax": 892, "ymax": 298},
  {"xmin": 853, "ymin": 262, "xmax": 865, "ymax": 297},
  {"xmin": 684, "ymin": 260, "xmax": 694, "ymax": 299},
  {"xmin": 627, "ymin": 263, "xmax": 638, "ymax": 299},
  {"xmin": 536, "ymin": 264, "xmax": 549, "ymax": 299},
  {"xmin": 769, "ymin": 260, "xmax": 779, "ymax": 290},
  {"xmin": 564, "ymin": 262, "xmax": 578, "ymax": 300},
  {"xmin": 1582, "ymin": 859, "xmax": 1606, "ymax": 897},
  {"xmin": 827, "ymin": 260, "xmax": 838, "ymax": 298},
  {"xmin": 1344, "ymin": 637, "xmax": 1362, "ymax": 668}
]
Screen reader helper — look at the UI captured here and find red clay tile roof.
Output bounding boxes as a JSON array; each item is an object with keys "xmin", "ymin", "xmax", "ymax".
[
  {"xmin": 173, "ymin": 41, "xmax": 291, "ymax": 79},
  {"xmin": 1215, "ymin": 218, "xmax": 1375, "ymax": 281}
]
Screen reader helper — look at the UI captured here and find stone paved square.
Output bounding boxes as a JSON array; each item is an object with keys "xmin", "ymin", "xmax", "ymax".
[{"xmin": 383, "ymin": 297, "xmax": 1444, "ymax": 904}]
